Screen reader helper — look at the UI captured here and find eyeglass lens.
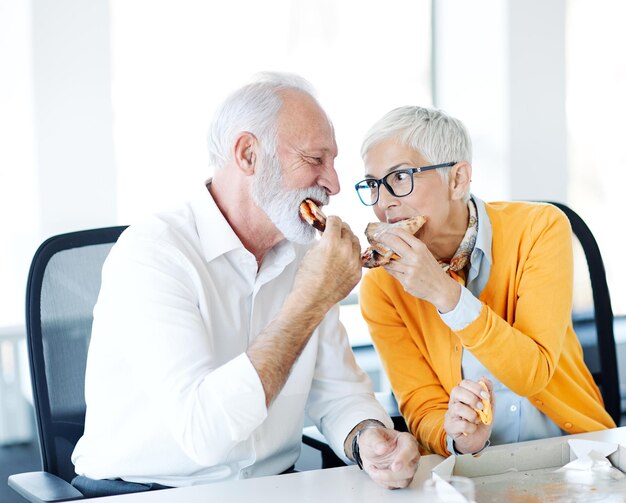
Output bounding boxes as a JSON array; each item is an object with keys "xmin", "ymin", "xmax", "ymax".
[{"xmin": 356, "ymin": 169, "xmax": 414, "ymax": 206}]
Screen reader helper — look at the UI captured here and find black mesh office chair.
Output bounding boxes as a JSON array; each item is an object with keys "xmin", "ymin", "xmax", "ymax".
[
  {"xmin": 546, "ymin": 201, "xmax": 621, "ymax": 426},
  {"xmin": 8, "ymin": 226, "xmax": 127, "ymax": 502}
]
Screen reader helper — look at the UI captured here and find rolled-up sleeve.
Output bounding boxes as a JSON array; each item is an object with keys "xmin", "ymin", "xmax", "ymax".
[{"xmin": 305, "ymin": 305, "xmax": 393, "ymax": 464}]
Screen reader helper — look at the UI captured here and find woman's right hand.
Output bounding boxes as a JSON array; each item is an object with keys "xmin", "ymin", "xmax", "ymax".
[{"xmin": 443, "ymin": 378, "xmax": 494, "ymax": 454}]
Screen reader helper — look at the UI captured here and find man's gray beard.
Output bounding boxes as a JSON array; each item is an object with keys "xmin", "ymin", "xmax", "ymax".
[{"xmin": 251, "ymin": 152, "xmax": 329, "ymax": 245}]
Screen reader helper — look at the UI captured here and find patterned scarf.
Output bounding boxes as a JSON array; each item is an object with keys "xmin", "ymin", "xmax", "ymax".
[{"xmin": 439, "ymin": 199, "xmax": 478, "ymax": 286}]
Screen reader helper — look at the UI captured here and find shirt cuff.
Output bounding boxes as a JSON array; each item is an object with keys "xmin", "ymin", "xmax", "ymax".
[
  {"xmin": 446, "ymin": 434, "xmax": 456, "ymax": 455},
  {"xmin": 446, "ymin": 434, "xmax": 491, "ymax": 456},
  {"xmin": 439, "ymin": 285, "xmax": 482, "ymax": 331}
]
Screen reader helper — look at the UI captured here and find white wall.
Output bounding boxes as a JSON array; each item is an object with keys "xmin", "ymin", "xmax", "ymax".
[
  {"xmin": 1, "ymin": 0, "xmax": 37, "ymax": 326},
  {"xmin": 508, "ymin": 0, "xmax": 566, "ymax": 202},
  {"xmin": 32, "ymin": 0, "xmax": 117, "ymax": 234},
  {"xmin": 0, "ymin": 0, "xmax": 117, "ymax": 326}
]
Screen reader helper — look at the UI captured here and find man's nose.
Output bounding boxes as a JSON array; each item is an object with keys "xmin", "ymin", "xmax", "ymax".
[{"xmin": 320, "ymin": 161, "xmax": 340, "ymax": 196}]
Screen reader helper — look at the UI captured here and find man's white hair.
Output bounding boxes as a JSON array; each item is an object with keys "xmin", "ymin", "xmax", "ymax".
[
  {"xmin": 207, "ymin": 72, "xmax": 317, "ymax": 170},
  {"xmin": 361, "ymin": 106, "xmax": 473, "ymax": 181}
]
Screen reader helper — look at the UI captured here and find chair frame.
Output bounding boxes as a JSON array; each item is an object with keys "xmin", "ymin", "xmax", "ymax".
[
  {"xmin": 26, "ymin": 226, "xmax": 128, "ymax": 479},
  {"xmin": 9, "ymin": 226, "xmax": 127, "ymax": 502},
  {"xmin": 546, "ymin": 201, "xmax": 621, "ymax": 425}
]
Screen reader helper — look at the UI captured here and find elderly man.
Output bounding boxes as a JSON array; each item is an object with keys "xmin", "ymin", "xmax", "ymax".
[
  {"xmin": 71, "ymin": 73, "xmax": 419, "ymax": 497},
  {"xmin": 357, "ymin": 106, "xmax": 615, "ymax": 458}
]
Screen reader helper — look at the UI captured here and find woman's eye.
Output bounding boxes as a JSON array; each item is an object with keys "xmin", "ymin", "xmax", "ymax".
[{"xmin": 393, "ymin": 171, "xmax": 410, "ymax": 182}]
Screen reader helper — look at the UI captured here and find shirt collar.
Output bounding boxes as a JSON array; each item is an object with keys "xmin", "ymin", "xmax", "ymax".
[
  {"xmin": 190, "ymin": 179, "xmax": 299, "ymax": 269},
  {"xmin": 190, "ymin": 179, "xmax": 247, "ymax": 264},
  {"xmin": 470, "ymin": 195, "xmax": 493, "ymax": 267}
]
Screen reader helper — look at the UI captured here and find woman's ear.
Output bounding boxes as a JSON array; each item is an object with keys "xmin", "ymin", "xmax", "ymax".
[
  {"xmin": 232, "ymin": 132, "xmax": 258, "ymax": 176},
  {"xmin": 449, "ymin": 161, "xmax": 472, "ymax": 200}
]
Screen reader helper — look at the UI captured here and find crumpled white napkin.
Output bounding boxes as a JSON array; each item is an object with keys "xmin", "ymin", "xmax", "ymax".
[
  {"xmin": 556, "ymin": 439, "xmax": 625, "ymax": 480},
  {"xmin": 429, "ymin": 473, "xmax": 474, "ymax": 502}
]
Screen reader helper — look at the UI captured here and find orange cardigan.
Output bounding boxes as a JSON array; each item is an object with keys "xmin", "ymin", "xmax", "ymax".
[{"xmin": 360, "ymin": 201, "xmax": 615, "ymax": 456}]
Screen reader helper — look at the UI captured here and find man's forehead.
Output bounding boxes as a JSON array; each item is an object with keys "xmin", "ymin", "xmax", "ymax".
[
  {"xmin": 278, "ymin": 91, "xmax": 329, "ymax": 126},
  {"xmin": 277, "ymin": 92, "xmax": 336, "ymax": 152}
]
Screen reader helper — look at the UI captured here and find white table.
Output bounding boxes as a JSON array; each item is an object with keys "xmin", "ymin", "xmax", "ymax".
[{"xmin": 85, "ymin": 427, "xmax": 626, "ymax": 502}]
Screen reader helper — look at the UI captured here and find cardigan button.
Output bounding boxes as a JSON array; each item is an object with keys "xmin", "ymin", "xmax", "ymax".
[
  {"xmin": 535, "ymin": 399, "xmax": 543, "ymax": 406},
  {"xmin": 564, "ymin": 422, "xmax": 573, "ymax": 429}
]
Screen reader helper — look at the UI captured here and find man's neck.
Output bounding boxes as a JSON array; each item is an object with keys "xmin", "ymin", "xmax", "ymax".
[{"xmin": 208, "ymin": 178, "xmax": 284, "ymax": 267}]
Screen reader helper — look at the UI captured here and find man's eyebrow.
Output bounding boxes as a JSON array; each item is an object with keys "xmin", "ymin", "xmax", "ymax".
[
  {"xmin": 364, "ymin": 163, "xmax": 410, "ymax": 179},
  {"xmin": 301, "ymin": 147, "xmax": 336, "ymax": 156}
]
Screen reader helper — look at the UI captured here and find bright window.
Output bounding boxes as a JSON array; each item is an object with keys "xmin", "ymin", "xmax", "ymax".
[
  {"xmin": 110, "ymin": 0, "xmax": 432, "ymax": 246},
  {"xmin": 566, "ymin": 0, "xmax": 626, "ymax": 316},
  {"xmin": 110, "ymin": 0, "xmax": 433, "ymax": 345},
  {"xmin": 1, "ymin": 1, "xmax": 433, "ymax": 334}
]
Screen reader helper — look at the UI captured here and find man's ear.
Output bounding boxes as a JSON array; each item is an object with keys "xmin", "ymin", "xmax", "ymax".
[
  {"xmin": 449, "ymin": 161, "xmax": 472, "ymax": 201},
  {"xmin": 233, "ymin": 132, "xmax": 258, "ymax": 176}
]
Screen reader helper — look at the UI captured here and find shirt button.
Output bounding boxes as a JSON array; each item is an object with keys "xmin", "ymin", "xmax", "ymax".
[
  {"xmin": 564, "ymin": 422, "xmax": 573, "ymax": 429},
  {"xmin": 509, "ymin": 405, "xmax": 518, "ymax": 413},
  {"xmin": 241, "ymin": 470, "xmax": 249, "ymax": 479}
]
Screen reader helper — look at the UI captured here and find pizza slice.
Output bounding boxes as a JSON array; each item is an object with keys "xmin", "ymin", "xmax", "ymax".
[
  {"xmin": 474, "ymin": 380, "xmax": 493, "ymax": 425},
  {"xmin": 361, "ymin": 216, "xmax": 427, "ymax": 268},
  {"xmin": 299, "ymin": 199, "xmax": 326, "ymax": 232}
]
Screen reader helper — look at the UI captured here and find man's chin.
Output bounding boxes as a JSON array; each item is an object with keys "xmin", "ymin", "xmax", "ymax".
[{"xmin": 278, "ymin": 221, "xmax": 317, "ymax": 245}]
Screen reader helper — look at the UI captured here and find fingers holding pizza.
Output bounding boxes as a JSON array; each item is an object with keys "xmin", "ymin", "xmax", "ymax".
[
  {"xmin": 296, "ymin": 199, "xmax": 362, "ymax": 307},
  {"xmin": 299, "ymin": 199, "xmax": 427, "ymax": 269},
  {"xmin": 361, "ymin": 216, "xmax": 427, "ymax": 268},
  {"xmin": 444, "ymin": 378, "xmax": 494, "ymax": 455},
  {"xmin": 474, "ymin": 380, "xmax": 493, "ymax": 426}
]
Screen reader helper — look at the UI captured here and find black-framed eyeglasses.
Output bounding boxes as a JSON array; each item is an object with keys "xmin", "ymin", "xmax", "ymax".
[{"xmin": 354, "ymin": 162, "xmax": 456, "ymax": 206}]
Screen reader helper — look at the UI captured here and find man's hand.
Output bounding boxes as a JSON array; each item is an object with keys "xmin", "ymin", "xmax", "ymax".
[
  {"xmin": 375, "ymin": 228, "xmax": 461, "ymax": 313},
  {"xmin": 293, "ymin": 215, "xmax": 362, "ymax": 311},
  {"xmin": 444, "ymin": 378, "xmax": 494, "ymax": 454},
  {"xmin": 357, "ymin": 427, "xmax": 420, "ymax": 490}
]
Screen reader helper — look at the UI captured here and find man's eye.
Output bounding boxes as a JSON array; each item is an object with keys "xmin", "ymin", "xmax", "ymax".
[{"xmin": 306, "ymin": 156, "xmax": 322, "ymax": 165}]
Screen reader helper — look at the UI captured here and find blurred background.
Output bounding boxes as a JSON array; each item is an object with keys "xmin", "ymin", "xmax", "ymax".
[{"xmin": 1, "ymin": 0, "xmax": 625, "ymax": 498}]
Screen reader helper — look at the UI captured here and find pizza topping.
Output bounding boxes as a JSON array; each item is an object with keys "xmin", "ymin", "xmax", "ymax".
[{"xmin": 299, "ymin": 199, "xmax": 326, "ymax": 232}]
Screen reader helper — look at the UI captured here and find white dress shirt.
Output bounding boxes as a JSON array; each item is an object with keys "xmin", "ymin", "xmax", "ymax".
[{"xmin": 72, "ymin": 182, "xmax": 391, "ymax": 487}]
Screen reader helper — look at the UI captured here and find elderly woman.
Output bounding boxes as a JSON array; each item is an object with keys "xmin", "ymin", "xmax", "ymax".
[{"xmin": 356, "ymin": 106, "xmax": 615, "ymax": 457}]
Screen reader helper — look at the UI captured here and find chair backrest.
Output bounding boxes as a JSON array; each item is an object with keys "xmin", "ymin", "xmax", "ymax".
[
  {"xmin": 545, "ymin": 202, "xmax": 621, "ymax": 425},
  {"xmin": 26, "ymin": 226, "xmax": 127, "ymax": 483}
]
